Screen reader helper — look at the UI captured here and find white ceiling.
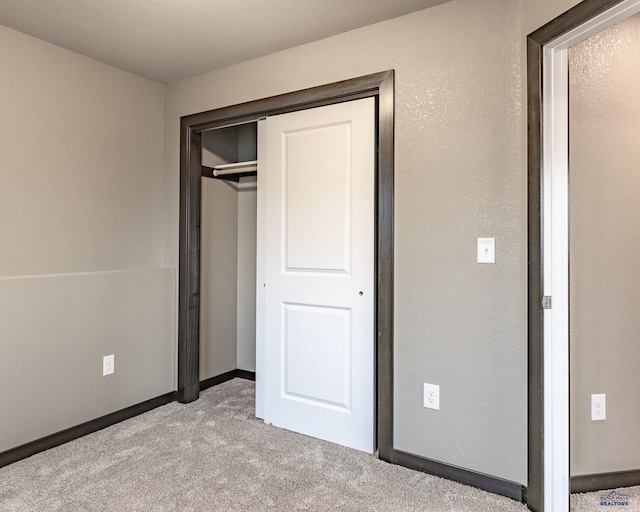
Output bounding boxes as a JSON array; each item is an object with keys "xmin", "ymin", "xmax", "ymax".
[{"xmin": 0, "ymin": 0, "xmax": 449, "ymax": 83}]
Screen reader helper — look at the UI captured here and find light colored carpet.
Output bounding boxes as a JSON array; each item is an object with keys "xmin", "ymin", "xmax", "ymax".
[{"xmin": 0, "ymin": 379, "xmax": 634, "ymax": 511}]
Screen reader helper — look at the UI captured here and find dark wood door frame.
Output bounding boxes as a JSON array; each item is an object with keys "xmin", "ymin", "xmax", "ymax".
[
  {"xmin": 177, "ymin": 70, "xmax": 395, "ymax": 461},
  {"xmin": 527, "ymin": 2, "xmax": 625, "ymax": 510}
]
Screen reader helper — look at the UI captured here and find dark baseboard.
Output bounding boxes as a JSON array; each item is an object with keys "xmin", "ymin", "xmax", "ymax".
[
  {"xmin": 392, "ymin": 449, "xmax": 525, "ymax": 503},
  {"xmin": 235, "ymin": 369, "xmax": 256, "ymax": 381},
  {"xmin": 0, "ymin": 391, "xmax": 176, "ymax": 469},
  {"xmin": 571, "ymin": 470, "xmax": 640, "ymax": 494},
  {"xmin": 200, "ymin": 369, "xmax": 256, "ymax": 391},
  {"xmin": 200, "ymin": 369, "xmax": 239, "ymax": 390}
]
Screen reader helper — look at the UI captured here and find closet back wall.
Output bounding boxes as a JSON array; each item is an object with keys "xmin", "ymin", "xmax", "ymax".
[
  {"xmin": 200, "ymin": 133, "xmax": 257, "ymax": 381},
  {"xmin": 237, "ymin": 176, "xmax": 257, "ymax": 372}
]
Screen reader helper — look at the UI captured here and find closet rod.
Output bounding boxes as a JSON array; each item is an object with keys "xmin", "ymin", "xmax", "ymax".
[{"xmin": 212, "ymin": 160, "xmax": 258, "ymax": 177}]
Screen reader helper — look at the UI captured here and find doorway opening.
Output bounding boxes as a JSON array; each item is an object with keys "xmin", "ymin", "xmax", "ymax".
[
  {"xmin": 176, "ymin": 71, "xmax": 395, "ymax": 460},
  {"xmin": 528, "ymin": 1, "xmax": 640, "ymax": 511}
]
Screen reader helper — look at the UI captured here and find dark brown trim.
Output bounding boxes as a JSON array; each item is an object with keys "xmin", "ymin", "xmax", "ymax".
[
  {"xmin": 528, "ymin": 0, "xmax": 626, "ymax": 46},
  {"xmin": 200, "ymin": 369, "xmax": 257, "ymax": 391},
  {"xmin": 200, "ymin": 370, "xmax": 241, "ymax": 391},
  {"xmin": 376, "ymin": 70, "xmax": 395, "ymax": 464},
  {"xmin": 0, "ymin": 392, "xmax": 176, "ymax": 469},
  {"xmin": 177, "ymin": 71, "xmax": 395, "ymax": 458},
  {"xmin": 200, "ymin": 166, "xmax": 216, "ymax": 179},
  {"xmin": 571, "ymin": 470, "xmax": 640, "ymax": 494},
  {"xmin": 182, "ymin": 73, "xmax": 388, "ymax": 133},
  {"xmin": 526, "ymin": 1, "xmax": 628, "ymax": 511},
  {"xmin": 235, "ymin": 369, "xmax": 257, "ymax": 381},
  {"xmin": 178, "ymin": 122, "xmax": 202, "ymax": 404},
  {"xmin": 526, "ymin": 31, "xmax": 545, "ymax": 512},
  {"xmin": 393, "ymin": 450, "xmax": 525, "ymax": 503}
]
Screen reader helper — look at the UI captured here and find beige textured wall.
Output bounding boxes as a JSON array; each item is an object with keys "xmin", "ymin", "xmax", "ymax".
[
  {"xmin": 164, "ymin": 0, "xmax": 530, "ymax": 483},
  {"xmin": 0, "ymin": 25, "xmax": 174, "ymax": 451},
  {"xmin": 569, "ymin": 12, "xmax": 640, "ymax": 476}
]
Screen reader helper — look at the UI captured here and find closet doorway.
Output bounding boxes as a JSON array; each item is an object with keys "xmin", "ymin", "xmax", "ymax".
[{"xmin": 177, "ymin": 71, "xmax": 395, "ymax": 459}]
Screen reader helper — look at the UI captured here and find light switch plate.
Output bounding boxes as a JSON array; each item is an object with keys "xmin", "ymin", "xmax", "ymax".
[{"xmin": 477, "ymin": 238, "xmax": 496, "ymax": 264}]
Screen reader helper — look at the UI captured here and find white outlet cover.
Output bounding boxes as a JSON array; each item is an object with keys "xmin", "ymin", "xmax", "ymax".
[
  {"xmin": 477, "ymin": 238, "xmax": 496, "ymax": 264},
  {"xmin": 591, "ymin": 393, "xmax": 606, "ymax": 421},
  {"xmin": 423, "ymin": 383, "xmax": 440, "ymax": 410},
  {"xmin": 103, "ymin": 354, "xmax": 115, "ymax": 376}
]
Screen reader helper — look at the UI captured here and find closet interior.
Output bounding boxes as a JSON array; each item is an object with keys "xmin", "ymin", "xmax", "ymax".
[{"xmin": 200, "ymin": 122, "xmax": 258, "ymax": 382}]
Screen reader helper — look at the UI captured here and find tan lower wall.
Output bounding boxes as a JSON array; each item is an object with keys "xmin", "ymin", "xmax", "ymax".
[{"xmin": 0, "ymin": 269, "xmax": 175, "ymax": 452}]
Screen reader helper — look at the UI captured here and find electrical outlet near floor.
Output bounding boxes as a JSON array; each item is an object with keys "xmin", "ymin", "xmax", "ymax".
[
  {"xmin": 591, "ymin": 393, "xmax": 606, "ymax": 421},
  {"xmin": 103, "ymin": 354, "xmax": 115, "ymax": 376},
  {"xmin": 423, "ymin": 383, "xmax": 440, "ymax": 410}
]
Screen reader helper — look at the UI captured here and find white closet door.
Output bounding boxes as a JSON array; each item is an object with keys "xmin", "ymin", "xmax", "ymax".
[{"xmin": 259, "ymin": 97, "xmax": 375, "ymax": 453}]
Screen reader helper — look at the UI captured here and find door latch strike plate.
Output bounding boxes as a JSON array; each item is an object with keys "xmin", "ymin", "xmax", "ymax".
[{"xmin": 542, "ymin": 296, "xmax": 552, "ymax": 309}]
